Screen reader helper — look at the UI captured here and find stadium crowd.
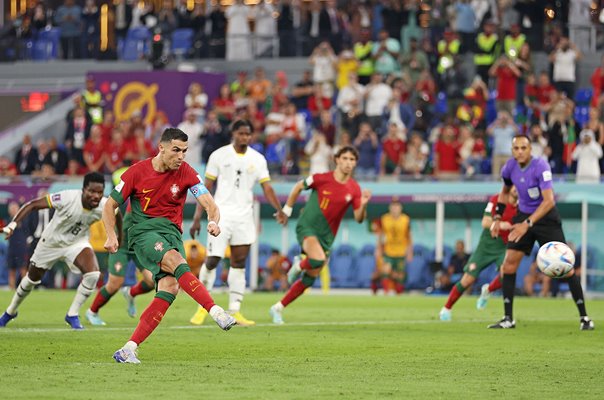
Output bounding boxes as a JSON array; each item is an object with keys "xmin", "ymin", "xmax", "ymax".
[{"xmin": 0, "ymin": 0, "xmax": 603, "ymax": 183}]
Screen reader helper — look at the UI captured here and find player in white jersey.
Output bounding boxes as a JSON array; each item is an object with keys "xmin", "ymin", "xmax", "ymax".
[
  {"xmin": 0, "ymin": 172, "xmax": 115, "ymax": 329},
  {"xmin": 189, "ymin": 119, "xmax": 287, "ymax": 326}
]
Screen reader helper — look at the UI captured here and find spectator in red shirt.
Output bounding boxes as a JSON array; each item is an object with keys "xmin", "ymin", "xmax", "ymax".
[
  {"xmin": 105, "ymin": 127, "xmax": 129, "ymax": 173},
  {"xmin": 128, "ymin": 126, "xmax": 155, "ymax": 163},
  {"xmin": 433, "ymin": 125, "xmax": 460, "ymax": 179},
  {"xmin": 458, "ymin": 124, "xmax": 486, "ymax": 176},
  {"xmin": 489, "ymin": 56, "xmax": 521, "ymax": 114},
  {"xmin": 307, "ymin": 84, "xmax": 332, "ymax": 125},
  {"xmin": 99, "ymin": 109, "xmax": 115, "ymax": 145},
  {"xmin": 590, "ymin": 54, "xmax": 604, "ymax": 108},
  {"xmin": 0, "ymin": 156, "xmax": 18, "ymax": 176},
  {"xmin": 537, "ymin": 71, "xmax": 556, "ymax": 118},
  {"xmin": 65, "ymin": 158, "xmax": 87, "ymax": 176},
  {"xmin": 83, "ymin": 124, "xmax": 106, "ymax": 173},
  {"xmin": 213, "ymin": 83, "xmax": 236, "ymax": 126},
  {"xmin": 379, "ymin": 122, "xmax": 407, "ymax": 176}
]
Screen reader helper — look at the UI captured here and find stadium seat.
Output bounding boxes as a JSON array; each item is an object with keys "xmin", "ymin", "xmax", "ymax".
[
  {"xmin": 32, "ymin": 27, "xmax": 61, "ymax": 61},
  {"xmin": 329, "ymin": 244, "xmax": 357, "ymax": 288},
  {"xmin": 435, "ymin": 92, "xmax": 447, "ymax": 115},
  {"xmin": 287, "ymin": 243, "xmax": 301, "ymax": 263},
  {"xmin": 171, "ymin": 28, "xmax": 194, "ymax": 59},
  {"xmin": 356, "ymin": 244, "xmax": 376, "ymax": 288},
  {"xmin": 577, "ymin": 245, "xmax": 603, "ymax": 291},
  {"xmin": 473, "ymin": 263, "xmax": 499, "ymax": 294},
  {"xmin": 124, "ymin": 260, "xmax": 138, "ymax": 287},
  {"xmin": 574, "ymin": 88, "xmax": 593, "ymax": 107},
  {"xmin": 406, "ymin": 244, "xmax": 431, "ymax": 290},
  {"xmin": 120, "ymin": 27, "xmax": 150, "ymax": 61},
  {"xmin": 515, "ymin": 244, "xmax": 539, "ymax": 288},
  {"xmin": 257, "ymin": 242, "xmax": 273, "ymax": 270}
]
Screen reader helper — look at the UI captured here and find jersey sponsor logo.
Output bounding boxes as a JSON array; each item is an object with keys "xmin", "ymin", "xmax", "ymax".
[
  {"xmin": 51, "ymin": 194, "xmax": 61, "ymax": 202},
  {"xmin": 542, "ymin": 170, "xmax": 552, "ymax": 182},
  {"xmin": 170, "ymin": 184, "xmax": 180, "ymax": 198},
  {"xmin": 142, "ymin": 188, "xmax": 154, "ymax": 194},
  {"xmin": 115, "ymin": 180, "xmax": 125, "ymax": 192},
  {"xmin": 154, "ymin": 241, "xmax": 164, "ymax": 252}
]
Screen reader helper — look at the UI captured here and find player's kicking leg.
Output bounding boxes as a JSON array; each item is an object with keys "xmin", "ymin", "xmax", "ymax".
[
  {"xmin": 439, "ymin": 273, "xmax": 477, "ymax": 321},
  {"xmin": 0, "ymin": 263, "xmax": 45, "ymax": 327},
  {"xmin": 476, "ymin": 275, "xmax": 502, "ymax": 310},
  {"xmin": 190, "ymin": 261, "xmax": 217, "ymax": 325}
]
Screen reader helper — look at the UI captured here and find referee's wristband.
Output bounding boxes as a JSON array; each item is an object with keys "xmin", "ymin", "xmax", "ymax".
[{"xmin": 282, "ymin": 205, "xmax": 293, "ymax": 217}]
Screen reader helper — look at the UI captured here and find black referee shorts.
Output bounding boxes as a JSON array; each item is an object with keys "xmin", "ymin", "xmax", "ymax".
[{"xmin": 507, "ymin": 208, "xmax": 566, "ymax": 255}]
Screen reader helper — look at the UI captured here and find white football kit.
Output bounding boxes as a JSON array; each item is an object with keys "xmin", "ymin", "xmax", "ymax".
[
  {"xmin": 30, "ymin": 190, "xmax": 107, "ymax": 273},
  {"xmin": 205, "ymin": 145, "xmax": 270, "ymax": 257}
]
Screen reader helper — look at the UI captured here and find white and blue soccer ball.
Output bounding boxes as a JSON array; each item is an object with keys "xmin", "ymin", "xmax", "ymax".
[{"xmin": 536, "ymin": 241, "xmax": 575, "ymax": 278}]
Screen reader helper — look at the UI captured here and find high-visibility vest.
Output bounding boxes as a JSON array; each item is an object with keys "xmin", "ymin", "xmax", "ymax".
[
  {"xmin": 437, "ymin": 39, "xmax": 460, "ymax": 74},
  {"xmin": 474, "ymin": 33, "xmax": 499, "ymax": 65},
  {"xmin": 504, "ymin": 34, "xmax": 525, "ymax": 59},
  {"xmin": 354, "ymin": 42, "xmax": 374, "ymax": 76},
  {"xmin": 82, "ymin": 90, "xmax": 103, "ymax": 124}
]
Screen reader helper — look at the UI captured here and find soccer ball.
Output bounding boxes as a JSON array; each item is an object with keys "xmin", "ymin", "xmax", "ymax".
[{"xmin": 536, "ymin": 241, "xmax": 575, "ymax": 278}]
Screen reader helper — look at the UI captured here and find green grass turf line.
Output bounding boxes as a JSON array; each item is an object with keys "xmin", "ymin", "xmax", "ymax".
[{"xmin": 0, "ymin": 290, "xmax": 602, "ymax": 399}]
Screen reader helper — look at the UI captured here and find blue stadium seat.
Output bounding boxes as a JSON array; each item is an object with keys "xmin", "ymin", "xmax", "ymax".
[
  {"xmin": 124, "ymin": 260, "xmax": 138, "ymax": 287},
  {"xmin": 356, "ymin": 244, "xmax": 376, "ymax": 288},
  {"xmin": 120, "ymin": 27, "xmax": 150, "ymax": 61},
  {"xmin": 287, "ymin": 243, "xmax": 301, "ymax": 263},
  {"xmin": 578, "ymin": 245, "xmax": 603, "ymax": 291},
  {"xmin": 329, "ymin": 244, "xmax": 357, "ymax": 288},
  {"xmin": 171, "ymin": 28, "xmax": 194, "ymax": 59},
  {"xmin": 515, "ymin": 244, "xmax": 539, "ymax": 288},
  {"xmin": 575, "ymin": 88, "xmax": 593, "ymax": 107},
  {"xmin": 474, "ymin": 263, "xmax": 499, "ymax": 293},
  {"xmin": 406, "ymin": 244, "xmax": 431, "ymax": 290},
  {"xmin": 257, "ymin": 242, "xmax": 273, "ymax": 269},
  {"xmin": 435, "ymin": 92, "xmax": 447, "ymax": 115},
  {"xmin": 32, "ymin": 27, "xmax": 61, "ymax": 61},
  {"xmin": 574, "ymin": 106, "xmax": 589, "ymax": 126}
]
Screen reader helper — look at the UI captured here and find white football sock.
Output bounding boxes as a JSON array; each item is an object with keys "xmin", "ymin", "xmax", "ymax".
[
  {"xmin": 227, "ymin": 267, "xmax": 246, "ymax": 313},
  {"xmin": 199, "ymin": 263, "xmax": 216, "ymax": 292},
  {"xmin": 7, "ymin": 274, "xmax": 40, "ymax": 315},
  {"xmin": 67, "ymin": 271, "xmax": 100, "ymax": 317},
  {"xmin": 124, "ymin": 340, "xmax": 138, "ymax": 351}
]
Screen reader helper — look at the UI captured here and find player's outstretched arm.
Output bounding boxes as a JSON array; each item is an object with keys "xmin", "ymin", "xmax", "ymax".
[
  {"xmin": 279, "ymin": 180, "xmax": 305, "ymax": 225},
  {"xmin": 102, "ymin": 197, "xmax": 120, "ymax": 253},
  {"xmin": 196, "ymin": 192, "xmax": 220, "ymax": 237},
  {"xmin": 262, "ymin": 181, "xmax": 287, "ymax": 225},
  {"xmin": 353, "ymin": 189, "xmax": 372, "ymax": 223},
  {"xmin": 2, "ymin": 196, "xmax": 49, "ymax": 239}
]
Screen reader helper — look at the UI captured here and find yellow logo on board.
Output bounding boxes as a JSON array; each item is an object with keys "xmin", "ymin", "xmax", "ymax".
[{"xmin": 113, "ymin": 82, "xmax": 159, "ymax": 125}]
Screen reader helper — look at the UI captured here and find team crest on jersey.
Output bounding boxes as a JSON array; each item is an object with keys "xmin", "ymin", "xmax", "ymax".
[
  {"xmin": 345, "ymin": 194, "xmax": 352, "ymax": 202},
  {"xmin": 154, "ymin": 241, "xmax": 164, "ymax": 252},
  {"xmin": 170, "ymin": 184, "xmax": 180, "ymax": 198}
]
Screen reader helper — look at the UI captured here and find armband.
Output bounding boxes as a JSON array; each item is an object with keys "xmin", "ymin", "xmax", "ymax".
[
  {"xmin": 282, "ymin": 205, "xmax": 293, "ymax": 217},
  {"xmin": 495, "ymin": 202, "xmax": 506, "ymax": 216}
]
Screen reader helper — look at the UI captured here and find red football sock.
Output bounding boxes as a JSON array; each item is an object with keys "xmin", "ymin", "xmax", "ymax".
[
  {"xmin": 281, "ymin": 280, "xmax": 307, "ymax": 307},
  {"xmin": 130, "ymin": 281, "xmax": 153, "ymax": 297},
  {"xmin": 488, "ymin": 275, "xmax": 502, "ymax": 292},
  {"xmin": 89, "ymin": 287, "xmax": 112, "ymax": 313},
  {"xmin": 177, "ymin": 272, "xmax": 215, "ymax": 311},
  {"xmin": 445, "ymin": 285, "xmax": 463, "ymax": 309},
  {"xmin": 381, "ymin": 278, "xmax": 391, "ymax": 294},
  {"xmin": 300, "ymin": 258, "xmax": 311, "ymax": 271},
  {"xmin": 370, "ymin": 280, "xmax": 379, "ymax": 294},
  {"xmin": 130, "ymin": 297, "xmax": 170, "ymax": 345},
  {"xmin": 394, "ymin": 282, "xmax": 405, "ymax": 294}
]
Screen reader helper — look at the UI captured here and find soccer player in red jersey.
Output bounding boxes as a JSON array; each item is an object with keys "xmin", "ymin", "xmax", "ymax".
[
  {"xmin": 103, "ymin": 128, "xmax": 236, "ymax": 364},
  {"xmin": 269, "ymin": 146, "xmax": 372, "ymax": 324},
  {"xmin": 439, "ymin": 187, "xmax": 519, "ymax": 321}
]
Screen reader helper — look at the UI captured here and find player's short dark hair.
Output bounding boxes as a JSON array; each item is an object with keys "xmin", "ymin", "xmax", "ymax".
[
  {"xmin": 512, "ymin": 134, "xmax": 530, "ymax": 143},
  {"xmin": 232, "ymin": 119, "xmax": 253, "ymax": 132},
  {"xmin": 83, "ymin": 172, "xmax": 105, "ymax": 188},
  {"xmin": 160, "ymin": 128, "xmax": 188, "ymax": 143},
  {"xmin": 334, "ymin": 145, "xmax": 359, "ymax": 161}
]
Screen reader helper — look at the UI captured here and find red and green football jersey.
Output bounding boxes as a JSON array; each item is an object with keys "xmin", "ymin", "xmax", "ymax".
[
  {"xmin": 296, "ymin": 172, "xmax": 362, "ymax": 250},
  {"xmin": 111, "ymin": 158, "xmax": 205, "ymax": 232}
]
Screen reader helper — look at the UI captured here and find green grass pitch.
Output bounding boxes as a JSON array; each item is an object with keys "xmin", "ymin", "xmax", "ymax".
[{"xmin": 0, "ymin": 290, "xmax": 602, "ymax": 399}]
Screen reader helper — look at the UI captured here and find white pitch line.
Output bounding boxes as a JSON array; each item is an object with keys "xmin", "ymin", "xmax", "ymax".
[{"xmin": 0, "ymin": 317, "xmax": 578, "ymax": 334}]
